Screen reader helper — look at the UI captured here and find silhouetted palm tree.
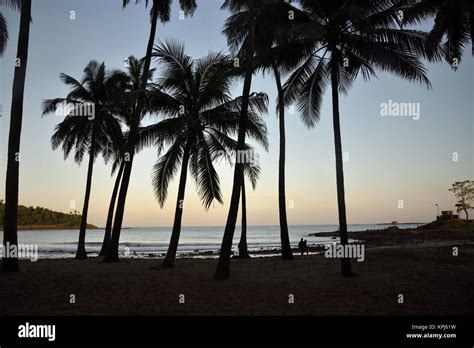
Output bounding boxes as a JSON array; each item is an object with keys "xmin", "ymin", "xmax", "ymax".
[
  {"xmin": 99, "ymin": 125, "xmax": 126, "ymax": 256},
  {"xmin": 215, "ymin": 0, "xmax": 306, "ymax": 277},
  {"xmin": 138, "ymin": 41, "xmax": 268, "ymax": 267},
  {"xmin": 283, "ymin": 0, "xmax": 440, "ymax": 276},
  {"xmin": 215, "ymin": 0, "xmax": 260, "ymax": 279},
  {"xmin": 99, "ymin": 160, "xmax": 124, "ymax": 256},
  {"xmin": 401, "ymin": 0, "xmax": 473, "ymax": 65},
  {"xmin": 105, "ymin": 0, "xmax": 197, "ymax": 262},
  {"xmin": 237, "ymin": 162, "xmax": 261, "ymax": 258},
  {"xmin": 42, "ymin": 61, "xmax": 128, "ymax": 259},
  {"xmin": 99, "ymin": 56, "xmax": 156, "ymax": 256},
  {"xmin": 1, "ymin": 0, "xmax": 30, "ymax": 273},
  {"xmin": 223, "ymin": 0, "xmax": 312, "ymax": 261}
]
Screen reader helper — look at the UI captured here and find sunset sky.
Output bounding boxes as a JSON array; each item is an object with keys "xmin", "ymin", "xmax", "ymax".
[{"xmin": 1, "ymin": 0, "xmax": 472, "ymax": 227}]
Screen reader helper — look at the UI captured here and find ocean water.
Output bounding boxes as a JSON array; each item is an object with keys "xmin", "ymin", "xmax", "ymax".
[{"xmin": 0, "ymin": 224, "xmax": 423, "ymax": 259}]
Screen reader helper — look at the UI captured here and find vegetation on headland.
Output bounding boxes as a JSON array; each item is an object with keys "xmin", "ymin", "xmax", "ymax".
[
  {"xmin": 0, "ymin": 200, "xmax": 97, "ymax": 230},
  {"xmin": 449, "ymin": 180, "xmax": 474, "ymax": 220}
]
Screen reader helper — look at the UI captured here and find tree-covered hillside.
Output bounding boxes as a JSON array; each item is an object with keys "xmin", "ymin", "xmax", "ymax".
[{"xmin": 0, "ymin": 200, "xmax": 96, "ymax": 229}]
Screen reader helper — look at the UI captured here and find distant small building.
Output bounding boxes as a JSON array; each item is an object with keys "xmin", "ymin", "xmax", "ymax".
[{"xmin": 437, "ymin": 210, "xmax": 459, "ymax": 221}]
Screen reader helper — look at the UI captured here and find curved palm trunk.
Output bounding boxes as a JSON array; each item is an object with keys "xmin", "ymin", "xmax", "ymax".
[
  {"xmin": 273, "ymin": 64, "xmax": 293, "ymax": 260},
  {"xmin": 162, "ymin": 147, "xmax": 191, "ymax": 268},
  {"xmin": 330, "ymin": 64, "xmax": 353, "ymax": 277},
  {"xmin": 103, "ymin": 155, "xmax": 134, "ymax": 262},
  {"xmin": 103, "ymin": 1, "xmax": 159, "ymax": 262},
  {"xmin": 215, "ymin": 19, "xmax": 255, "ymax": 279},
  {"xmin": 1, "ymin": 0, "xmax": 31, "ymax": 273},
  {"xmin": 214, "ymin": 123, "xmax": 245, "ymax": 278},
  {"xmin": 76, "ymin": 127, "xmax": 97, "ymax": 259},
  {"xmin": 99, "ymin": 161, "xmax": 125, "ymax": 256},
  {"xmin": 237, "ymin": 178, "xmax": 250, "ymax": 258}
]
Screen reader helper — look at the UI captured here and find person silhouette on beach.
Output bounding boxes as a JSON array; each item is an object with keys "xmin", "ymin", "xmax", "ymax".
[
  {"xmin": 298, "ymin": 238, "xmax": 305, "ymax": 255},
  {"xmin": 303, "ymin": 239, "xmax": 309, "ymax": 255}
]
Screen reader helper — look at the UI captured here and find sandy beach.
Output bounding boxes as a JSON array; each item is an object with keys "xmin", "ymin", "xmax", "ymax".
[{"xmin": 1, "ymin": 228, "xmax": 473, "ymax": 316}]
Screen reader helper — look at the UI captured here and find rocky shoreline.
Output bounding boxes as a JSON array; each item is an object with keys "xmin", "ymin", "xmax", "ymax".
[{"xmin": 308, "ymin": 221, "xmax": 474, "ymax": 247}]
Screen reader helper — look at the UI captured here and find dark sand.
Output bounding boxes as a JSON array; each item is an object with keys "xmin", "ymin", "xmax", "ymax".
[{"xmin": 0, "ymin": 237, "xmax": 473, "ymax": 315}]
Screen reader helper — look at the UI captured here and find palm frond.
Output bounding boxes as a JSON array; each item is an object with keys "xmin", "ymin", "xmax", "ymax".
[
  {"xmin": 189, "ymin": 137, "xmax": 223, "ymax": 209},
  {"xmin": 244, "ymin": 159, "xmax": 261, "ymax": 190},
  {"xmin": 152, "ymin": 39, "xmax": 194, "ymax": 97},
  {"xmin": 345, "ymin": 33, "xmax": 432, "ymax": 88},
  {"xmin": 0, "ymin": 12, "xmax": 8, "ymax": 56},
  {"xmin": 137, "ymin": 117, "xmax": 186, "ymax": 152},
  {"xmin": 283, "ymin": 53, "xmax": 329, "ymax": 128},
  {"xmin": 152, "ymin": 140, "xmax": 185, "ymax": 207},
  {"xmin": 0, "ymin": 0, "xmax": 22, "ymax": 11}
]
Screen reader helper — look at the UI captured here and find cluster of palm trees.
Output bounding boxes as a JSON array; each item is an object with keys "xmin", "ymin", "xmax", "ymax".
[{"xmin": 1, "ymin": 0, "xmax": 472, "ymax": 279}]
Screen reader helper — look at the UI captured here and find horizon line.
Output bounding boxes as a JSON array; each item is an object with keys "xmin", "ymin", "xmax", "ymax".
[{"xmin": 113, "ymin": 222, "xmax": 428, "ymax": 229}]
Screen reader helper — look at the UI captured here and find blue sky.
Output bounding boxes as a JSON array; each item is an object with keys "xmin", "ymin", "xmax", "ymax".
[{"xmin": 1, "ymin": 0, "xmax": 473, "ymax": 227}]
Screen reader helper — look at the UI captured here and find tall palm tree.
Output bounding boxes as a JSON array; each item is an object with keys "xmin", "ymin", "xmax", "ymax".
[
  {"xmin": 214, "ymin": 0, "xmax": 260, "ymax": 280},
  {"xmin": 42, "ymin": 61, "xmax": 127, "ymax": 259},
  {"xmin": 99, "ymin": 56, "xmax": 156, "ymax": 256},
  {"xmin": 223, "ymin": 0, "xmax": 312, "ymax": 261},
  {"xmin": 1, "ymin": 0, "xmax": 30, "ymax": 273},
  {"xmin": 137, "ymin": 41, "xmax": 268, "ymax": 268},
  {"xmin": 215, "ymin": 0, "xmax": 308, "ymax": 277},
  {"xmin": 401, "ymin": 0, "xmax": 473, "ymax": 65},
  {"xmin": 237, "ymin": 162, "xmax": 261, "ymax": 258},
  {"xmin": 104, "ymin": 0, "xmax": 197, "ymax": 262},
  {"xmin": 99, "ymin": 159, "xmax": 124, "ymax": 256},
  {"xmin": 99, "ymin": 124, "xmax": 126, "ymax": 256},
  {"xmin": 283, "ymin": 0, "xmax": 440, "ymax": 276}
]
